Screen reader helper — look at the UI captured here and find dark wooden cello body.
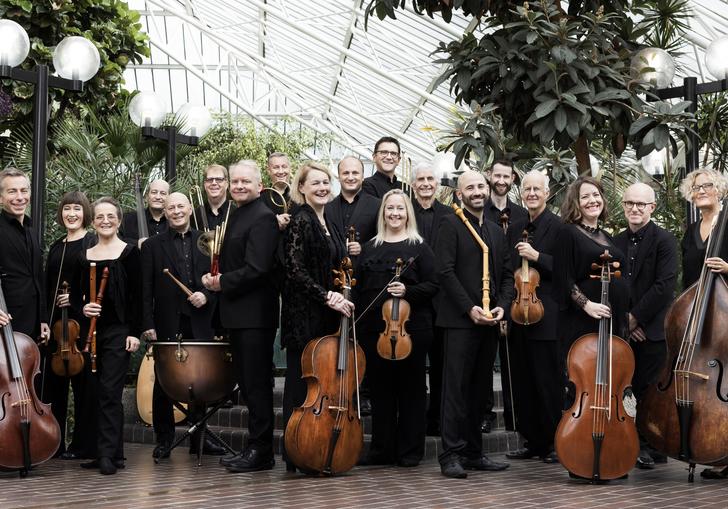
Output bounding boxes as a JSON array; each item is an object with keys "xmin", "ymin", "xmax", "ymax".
[
  {"xmin": 284, "ymin": 258, "xmax": 365, "ymax": 475},
  {"xmin": 638, "ymin": 201, "xmax": 728, "ymax": 481},
  {"xmin": 0, "ymin": 278, "xmax": 61, "ymax": 476},
  {"xmin": 555, "ymin": 251, "xmax": 639, "ymax": 481}
]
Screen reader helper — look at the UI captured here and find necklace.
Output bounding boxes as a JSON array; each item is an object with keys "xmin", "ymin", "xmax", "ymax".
[{"xmin": 579, "ymin": 222, "xmax": 600, "ymax": 234}]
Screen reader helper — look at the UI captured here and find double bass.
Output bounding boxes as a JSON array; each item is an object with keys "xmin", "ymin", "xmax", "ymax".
[
  {"xmin": 511, "ymin": 231, "xmax": 544, "ymax": 325},
  {"xmin": 50, "ymin": 282, "xmax": 85, "ymax": 377},
  {"xmin": 555, "ymin": 250, "xmax": 639, "ymax": 482},
  {"xmin": 639, "ymin": 200, "xmax": 728, "ymax": 481},
  {"xmin": 0, "ymin": 277, "xmax": 61, "ymax": 476},
  {"xmin": 376, "ymin": 258, "xmax": 412, "ymax": 361},
  {"xmin": 284, "ymin": 257, "xmax": 365, "ymax": 475}
]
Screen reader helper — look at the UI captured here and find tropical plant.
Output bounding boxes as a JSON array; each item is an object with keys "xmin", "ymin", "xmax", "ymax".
[{"xmin": 697, "ymin": 92, "xmax": 728, "ymax": 172}]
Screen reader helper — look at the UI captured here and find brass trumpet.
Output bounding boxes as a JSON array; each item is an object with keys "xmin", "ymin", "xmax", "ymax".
[
  {"xmin": 189, "ymin": 185, "xmax": 210, "ymax": 232},
  {"xmin": 261, "ymin": 183, "xmax": 289, "ymax": 214}
]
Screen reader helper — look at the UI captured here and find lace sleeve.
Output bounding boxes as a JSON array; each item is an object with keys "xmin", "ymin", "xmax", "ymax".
[
  {"xmin": 285, "ymin": 215, "xmax": 329, "ymax": 305},
  {"xmin": 570, "ymin": 284, "xmax": 589, "ymax": 309}
]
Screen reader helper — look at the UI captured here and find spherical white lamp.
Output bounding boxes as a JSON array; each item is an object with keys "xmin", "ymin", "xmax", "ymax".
[
  {"xmin": 0, "ymin": 20, "xmax": 30, "ymax": 67},
  {"xmin": 53, "ymin": 36, "xmax": 100, "ymax": 82},
  {"xmin": 432, "ymin": 152, "xmax": 456, "ymax": 180},
  {"xmin": 631, "ymin": 48, "xmax": 676, "ymax": 88},
  {"xmin": 176, "ymin": 103, "xmax": 212, "ymax": 137},
  {"xmin": 705, "ymin": 36, "xmax": 728, "ymax": 81},
  {"xmin": 128, "ymin": 92, "xmax": 166, "ymax": 128}
]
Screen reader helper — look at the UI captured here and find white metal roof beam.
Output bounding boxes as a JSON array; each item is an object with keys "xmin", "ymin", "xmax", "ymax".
[{"xmin": 326, "ymin": 0, "xmax": 362, "ymax": 114}]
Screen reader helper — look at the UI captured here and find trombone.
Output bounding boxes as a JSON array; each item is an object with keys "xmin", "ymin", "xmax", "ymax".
[{"xmin": 189, "ymin": 185, "xmax": 210, "ymax": 232}]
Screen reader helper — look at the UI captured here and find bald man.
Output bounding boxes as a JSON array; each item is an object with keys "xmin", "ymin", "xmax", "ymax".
[
  {"xmin": 140, "ymin": 192, "xmax": 222, "ymax": 458},
  {"xmin": 614, "ymin": 182, "xmax": 677, "ymax": 469},
  {"xmin": 435, "ymin": 170, "xmax": 513, "ymax": 478},
  {"xmin": 120, "ymin": 179, "xmax": 170, "ymax": 245}
]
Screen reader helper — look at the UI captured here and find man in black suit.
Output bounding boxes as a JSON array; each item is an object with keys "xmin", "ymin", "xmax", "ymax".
[
  {"xmin": 193, "ymin": 164, "xmax": 234, "ymax": 232},
  {"xmin": 326, "ymin": 155, "xmax": 380, "ymax": 256},
  {"xmin": 436, "ymin": 170, "xmax": 512, "ymax": 479},
  {"xmin": 120, "ymin": 179, "xmax": 169, "ymax": 246},
  {"xmin": 0, "ymin": 167, "xmax": 48, "ymax": 342},
  {"xmin": 361, "ymin": 136, "xmax": 412, "ymax": 198},
  {"xmin": 141, "ymin": 192, "xmax": 223, "ymax": 458},
  {"xmin": 202, "ymin": 160, "xmax": 280, "ymax": 473},
  {"xmin": 410, "ymin": 161, "xmax": 453, "ymax": 436},
  {"xmin": 504, "ymin": 170, "xmax": 562, "ymax": 463},
  {"xmin": 614, "ymin": 182, "xmax": 677, "ymax": 469}
]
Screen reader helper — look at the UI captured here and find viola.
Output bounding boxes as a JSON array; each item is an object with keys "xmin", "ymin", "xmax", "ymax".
[
  {"xmin": 554, "ymin": 250, "xmax": 639, "ymax": 481},
  {"xmin": 376, "ymin": 258, "xmax": 412, "ymax": 361},
  {"xmin": 0, "ymin": 276, "xmax": 61, "ymax": 476},
  {"xmin": 50, "ymin": 282, "xmax": 85, "ymax": 377},
  {"xmin": 510, "ymin": 231, "xmax": 544, "ymax": 326},
  {"xmin": 638, "ymin": 200, "xmax": 728, "ymax": 481},
  {"xmin": 284, "ymin": 257, "xmax": 365, "ymax": 475}
]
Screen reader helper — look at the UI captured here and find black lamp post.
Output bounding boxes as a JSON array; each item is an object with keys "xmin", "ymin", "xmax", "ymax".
[{"xmin": 0, "ymin": 20, "xmax": 100, "ymax": 249}]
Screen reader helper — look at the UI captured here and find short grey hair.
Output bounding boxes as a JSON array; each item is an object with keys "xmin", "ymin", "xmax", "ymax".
[
  {"xmin": 520, "ymin": 169, "xmax": 550, "ymax": 190},
  {"xmin": 0, "ymin": 167, "xmax": 30, "ymax": 192},
  {"xmin": 229, "ymin": 159, "xmax": 262, "ymax": 184},
  {"xmin": 411, "ymin": 161, "xmax": 441, "ymax": 183}
]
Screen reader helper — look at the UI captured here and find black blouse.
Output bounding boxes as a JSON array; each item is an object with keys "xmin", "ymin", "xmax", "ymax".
[
  {"xmin": 356, "ymin": 240, "xmax": 438, "ymax": 333},
  {"xmin": 681, "ymin": 219, "xmax": 728, "ymax": 289},
  {"xmin": 46, "ymin": 233, "xmax": 93, "ymax": 323}
]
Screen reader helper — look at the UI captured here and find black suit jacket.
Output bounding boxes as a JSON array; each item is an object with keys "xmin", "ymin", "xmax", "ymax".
[
  {"xmin": 120, "ymin": 208, "xmax": 168, "ymax": 243},
  {"xmin": 218, "ymin": 198, "xmax": 281, "ymax": 329},
  {"xmin": 325, "ymin": 192, "xmax": 381, "ymax": 244},
  {"xmin": 435, "ymin": 212, "xmax": 514, "ymax": 329},
  {"xmin": 614, "ymin": 221, "xmax": 678, "ymax": 342},
  {"xmin": 0, "ymin": 212, "xmax": 46, "ymax": 337},
  {"xmin": 507, "ymin": 209, "xmax": 562, "ymax": 341},
  {"xmin": 140, "ymin": 229, "xmax": 215, "ymax": 341},
  {"xmin": 415, "ymin": 199, "xmax": 453, "ymax": 249}
]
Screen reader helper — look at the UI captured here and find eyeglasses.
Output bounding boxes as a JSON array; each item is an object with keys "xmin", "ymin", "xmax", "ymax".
[
  {"xmin": 691, "ymin": 182, "xmax": 715, "ymax": 193},
  {"xmin": 622, "ymin": 201, "xmax": 654, "ymax": 211},
  {"xmin": 375, "ymin": 150, "xmax": 400, "ymax": 158},
  {"xmin": 204, "ymin": 177, "xmax": 226, "ymax": 184}
]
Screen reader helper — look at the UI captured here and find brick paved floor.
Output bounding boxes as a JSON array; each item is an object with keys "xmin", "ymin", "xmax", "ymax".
[{"xmin": 2, "ymin": 444, "xmax": 728, "ymax": 508}]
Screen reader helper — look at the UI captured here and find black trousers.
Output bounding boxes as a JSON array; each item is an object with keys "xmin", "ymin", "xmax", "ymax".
[
  {"xmin": 439, "ymin": 326, "xmax": 499, "ymax": 463},
  {"xmin": 95, "ymin": 324, "xmax": 130, "ymax": 460},
  {"xmin": 631, "ymin": 340, "xmax": 667, "ymax": 401},
  {"xmin": 282, "ymin": 345, "xmax": 305, "ymax": 463},
  {"xmin": 361, "ymin": 328, "xmax": 432, "ymax": 463},
  {"xmin": 426, "ymin": 327, "xmax": 444, "ymax": 430},
  {"xmin": 229, "ymin": 328, "xmax": 275, "ymax": 453},
  {"xmin": 40, "ymin": 339, "xmax": 98, "ymax": 458},
  {"xmin": 509, "ymin": 327, "xmax": 561, "ymax": 454}
]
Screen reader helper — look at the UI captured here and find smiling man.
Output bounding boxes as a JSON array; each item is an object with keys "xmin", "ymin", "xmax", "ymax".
[
  {"xmin": 0, "ymin": 167, "xmax": 49, "ymax": 341},
  {"xmin": 194, "ymin": 164, "xmax": 234, "ymax": 231},
  {"xmin": 120, "ymin": 179, "xmax": 170, "ymax": 246},
  {"xmin": 614, "ymin": 182, "xmax": 677, "ymax": 470},
  {"xmin": 484, "ymin": 160, "xmax": 528, "ymax": 232},
  {"xmin": 361, "ymin": 136, "xmax": 412, "ymax": 198}
]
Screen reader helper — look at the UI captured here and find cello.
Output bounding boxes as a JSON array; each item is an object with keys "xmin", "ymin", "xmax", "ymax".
[
  {"xmin": 555, "ymin": 250, "xmax": 639, "ymax": 482},
  {"xmin": 284, "ymin": 257, "xmax": 365, "ymax": 475},
  {"xmin": 511, "ymin": 231, "xmax": 544, "ymax": 325},
  {"xmin": 0, "ymin": 277, "xmax": 61, "ymax": 476},
  {"xmin": 376, "ymin": 258, "xmax": 412, "ymax": 361},
  {"xmin": 638, "ymin": 200, "xmax": 728, "ymax": 481},
  {"xmin": 50, "ymin": 282, "xmax": 85, "ymax": 377}
]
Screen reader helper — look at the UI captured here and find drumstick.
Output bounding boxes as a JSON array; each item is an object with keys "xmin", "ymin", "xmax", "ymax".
[{"xmin": 163, "ymin": 269, "xmax": 193, "ymax": 297}]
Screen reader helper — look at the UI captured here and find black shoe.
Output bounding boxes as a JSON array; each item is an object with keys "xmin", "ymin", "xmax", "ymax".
[
  {"xmin": 541, "ymin": 451, "xmax": 559, "ymax": 464},
  {"xmin": 636, "ymin": 449, "xmax": 655, "ymax": 470},
  {"xmin": 359, "ymin": 397, "xmax": 372, "ymax": 416},
  {"xmin": 220, "ymin": 451, "xmax": 244, "ymax": 467},
  {"xmin": 190, "ymin": 437, "xmax": 226, "ymax": 456},
  {"xmin": 285, "ymin": 461, "xmax": 297, "ymax": 473},
  {"xmin": 701, "ymin": 467, "xmax": 728, "ymax": 479},
  {"xmin": 505, "ymin": 447, "xmax": 538, "ymax": 460},
  {"xmin": 462, "ymin": 455, "xmax": 509, "ymax": 471},
  {"xmin": 153, "ymin": 442, "xmax": 171, "ymax": 459},
  {"xmin": 440, "ymin": 459, "xmax": 467, "ymax": 479},
  {"xmin": 650, "ymin": 450, "xmax": 668, "ymax": 463},
  {"xmin": 226, "ymin": 448, "xmax": 275, "ymax": 473},
  {"xmin": 397, "ymin": 457, "xmax": 420, "ymax": 468},
  {"xmin": 358, "ymin": 453, "xmax": 394, "ymax": 466},
  {"xmin": 81, "ymin": 458, "xmax": 125, "ymax": 469},
  {"xmin": 480, "ymin": 419, "xmax": 492, "ymax": 434},
  {"xmin": 98, "ymin": 457, "xmax": 117, "ymax": 475},
  {"xmin": 60, "ymin": 451, "xmax": 80, "ymax": 460}
]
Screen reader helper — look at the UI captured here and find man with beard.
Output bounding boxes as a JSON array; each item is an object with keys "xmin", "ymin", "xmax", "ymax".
[
  {"xmin": 326, "ymin": 155, "xmax": 381, "ymax": 257},
  {"xmin": 410, "ymin": 161, "xmax": 453, "ymax": 436},
  {"xmin": 614, "ymin": 182, "xmax": 677, "ymax": 469},
  {"xmin": 120, "ymin": 179, "xmax": 169, "ymax": 246},
  {"xmin": 0, "ymin": 168, "xmax": 49, "ymax": 341},
  {"xmin": 193, "ymin": 164, "xmax": 235, "ymax": 231},
  {"xmin": 361, "ymin": 137, "xmax": 411, "ymax": 198},
  {"xmin": 504, "ymin": 170, "xmax": 562, "ymax": 464},
  {"xmin": 202, "ymin": 160, "xmax": 280, "ymax": 473},
  {"xmin": 436, "ymin": 170, "xmax": 512, "ymax": 479},
  {"xmin": 141, "ymin": 192, "xmax": 224, "ymax": 459}
]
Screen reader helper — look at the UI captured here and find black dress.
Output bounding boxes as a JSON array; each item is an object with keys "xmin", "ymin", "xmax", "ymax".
[
  {"xmin": 80, "ymin": 244, "xmax": 141, "ymax": 462},
  {"xmin": 681, "ymin": 219, "xmax": 728, "ymax": 289},
  {"xmin": 44, "ymin": 234, "xmax": 97, "ymax": 458},
  {"xmin": 356, "ymin": 239, "xmax": 438, "ymax": 464}
]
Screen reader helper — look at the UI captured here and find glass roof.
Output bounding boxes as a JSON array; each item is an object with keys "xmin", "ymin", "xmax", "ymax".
[{"xmin": 124, "ymin": 0, "xmax": 728, "ymax": 165}]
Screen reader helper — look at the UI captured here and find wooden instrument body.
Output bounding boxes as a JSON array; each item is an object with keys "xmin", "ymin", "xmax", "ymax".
[
  {"xmin": 511, "ymin": 263, "xmax": 544, "ymax": 326},
  {"xmin": 284, "ymin": 333, "xmax": 365, "ymax": 475},
  {"xmin": 638, "ymin": 279, "xmax": 728, "ymax": 466},
  {"xmin": 555, "ymin": 333, "xmax": 639, "ymax": 480},
  {"xmin": 50, "ymin": 293, "xmax": 84, "ymax": 377},
  {"xmin": 376, "ymin": 259, "xmax": 412, "ymax": 361},
  {"xmin": 0, "ymin": 330, "xmax": 61, "ymax": 470},
  {"xmin": 136, "ymin": 350, "xmax": 186, "ymax": 425}
]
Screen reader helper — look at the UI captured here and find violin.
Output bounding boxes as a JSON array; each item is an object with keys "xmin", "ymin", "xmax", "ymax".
[
  {"xmin": 554, "ymin": 250, "xmax": 639, "ymax": 481},
  {"xmin": 639, "ymin": 200, "xmax": 728, "ymax": 481},
  {"xmin": 50, "ymin": 282, "xmax": 85, "ymax": 377},
  {"xmin": 510, "ymin": 231, "xmax": 544, "ymax": 325},
  {"xmin": 284, "ymin": 257, "xmax": 365, "ymax": 475},
  {"xmin": 377, "ymin": 258, "xmax": 412, "ymax": 361},
  {"xmin": 0, "ymin": 276, "xmax": 61, "ymax": 476}
]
